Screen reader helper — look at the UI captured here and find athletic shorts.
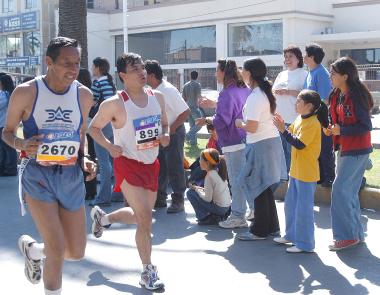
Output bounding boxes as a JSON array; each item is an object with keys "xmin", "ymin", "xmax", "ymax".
[
  {"xmin": 21, "ymin": 159, "xmax": 85, "ymax": 211},
  {"xmin": 114, "ymin": 156, "xmax": 160, "ymax": 192}
]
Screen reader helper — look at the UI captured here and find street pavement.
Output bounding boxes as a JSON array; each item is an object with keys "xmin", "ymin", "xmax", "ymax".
[{"xmin": 1, "ymin": 175, "xmax": 380, "ymax": 294}]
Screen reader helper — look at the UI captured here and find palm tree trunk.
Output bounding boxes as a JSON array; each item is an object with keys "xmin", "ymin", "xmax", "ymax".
[{"xmin": 58, "ymin": 0, "xmax": 88, "ymax": 68}]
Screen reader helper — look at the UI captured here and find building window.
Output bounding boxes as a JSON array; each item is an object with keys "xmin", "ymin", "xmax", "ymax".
[
  {"xmin": 115, "ymin": 35, "xmax": 124, "ymax": 63},
  {"xmin": 87, "ymin": 0, "xmax": 94, "ymax": 9},
  {"xmin": 2, "ymin": 0, "xmax": 15, "ymax": 13},
  {"xmin": 184, "ymin": 68, "xmax": 217, "ymax": 90},
  {"xmin": 126, "ymin": 26, "xmax": 216, "ymax": 65},
  {"xmin": 23, "ymin": 31, "xmax": 41, "ymax": 56},
  {"xmin": 5, "ymin": 34, "xmax": 21, "ymax": 57},
  {"xmin": 0, "ymin": 36, "xmax": 6, "ymax": 57},
  {"xmin": 341, "ymin": 48, "xmax": 380, "ymax": 65},
  {"xmin": 228, "ymin": 20, "xmax": 283, "ymax": 57},
  {"xmin": 25, "ymin": 0, "xmax": 37, "ymax": 9}
]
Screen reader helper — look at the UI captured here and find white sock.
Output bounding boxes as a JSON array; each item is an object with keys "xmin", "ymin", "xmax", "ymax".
[
  {"xmin": 100, "ymin": 215, "xmax": 110, "ymax": 226},
  {"xmin": 28, "ymin": 242, "xmax": 45, "ymax": 260},
  {"xmin": 45, "ymin": 288, "xmax": 61, "ymax": 295}
]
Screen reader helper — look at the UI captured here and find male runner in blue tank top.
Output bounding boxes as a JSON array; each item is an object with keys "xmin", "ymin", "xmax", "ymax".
[{"xmin": 2, "ymin": 37, "xmax": 96, "ymax": 295}]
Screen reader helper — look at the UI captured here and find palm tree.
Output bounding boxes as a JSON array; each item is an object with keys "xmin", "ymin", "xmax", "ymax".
[{"xmin": 58, "ymin": 0, "xmax": 88, "ymax": 68}]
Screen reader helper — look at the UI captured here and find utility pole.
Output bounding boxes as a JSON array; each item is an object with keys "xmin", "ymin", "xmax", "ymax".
[{"xmin": 123, "ymin": 0, "xmax": 128, "ymax": 52}]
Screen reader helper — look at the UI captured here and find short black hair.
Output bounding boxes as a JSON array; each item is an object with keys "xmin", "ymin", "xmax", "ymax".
[
  {"xmin": 144, "ymin": 60, "xmax": 163, "ymax": 81},
  {"xmin": 116, "ymin": 52, "xmax": 143, "ymax": 82},
  {"xmin": 283, "ymin": 45, "xmax": 303, "ymax": 68},
  {"xmin": 305, "ymin": 44, "xmax": 325, "ymax": 64},
  {"xmin": 46, "ymin": 37, "xmax": 80, "ymax": 62},
  {"xmin": 190, "ymin": 71, "xmax": 198, "ymax": 80}
]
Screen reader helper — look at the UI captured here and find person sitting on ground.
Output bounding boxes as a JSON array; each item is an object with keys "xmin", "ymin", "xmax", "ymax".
[{"xmin": 187, "ymin": 148, "xmax": 231, "ymax": 225}]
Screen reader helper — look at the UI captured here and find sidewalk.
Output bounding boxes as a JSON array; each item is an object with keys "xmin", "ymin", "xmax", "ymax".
[{"xmin": 1, "ymin": 175, "xmax": 380, "ymax": 294}]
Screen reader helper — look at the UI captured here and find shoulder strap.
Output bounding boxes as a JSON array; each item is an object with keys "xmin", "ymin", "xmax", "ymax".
[{"xmin": 119, "ymin": 90, "xmax": 129, "ymax": 102}]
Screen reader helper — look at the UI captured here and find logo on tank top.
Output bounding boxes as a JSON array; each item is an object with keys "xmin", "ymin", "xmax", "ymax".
[{"xmin": 45, "ymin": 107, "xmax": 73, "ymax": 123}]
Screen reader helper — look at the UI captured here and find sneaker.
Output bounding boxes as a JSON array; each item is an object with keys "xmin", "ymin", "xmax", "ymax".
[
  {"xmin": 90, "ymin": 206, "xmax": 108, "ymax": 238},
  {"xmin": 286, "ymin": 246, "xmax": 314, "ymax": 253},
  {"xmin": 237, "ymin": 232, "xmax": 266, "ymax": 241},
  {"xmin": 18, "ymin": 235, "xmax": 42, "ymax": 284},
  {"xmin": 219, "ymin": 216, "xmax": 248, "ymax": 228},
  {"xmin": 273, "ymin": 236, "xmax": 292, "ymax": 245},
  {"xmin": 139, "ymin": 264, "xmax": 165, "ymax": 290},
  {"xmin": 246, "ymin": 209, "xmax": 255, "ymax": 221},
  {"xmin": 328, "ymin": 239, "xmax": 360, "ymax": 251}
]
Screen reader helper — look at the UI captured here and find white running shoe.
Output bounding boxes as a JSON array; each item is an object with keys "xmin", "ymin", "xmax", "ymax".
[
  {"xmin": 139, "ymin": 264, "xmax": 165, "ymax": 290},
  {"xmin": 219, "ymin": 216, "xmax": 248, "ymax": 228},
  {"xmin": 90, "ymin": 206, "xmax": 108, "ymax": 238},
  {"xmin": 18, "ymin": 235, "xmax": 42, "ymax": 284},
  {"xmin": 273, "ymin": 236, "xmax": 292, "ymax": 245}
]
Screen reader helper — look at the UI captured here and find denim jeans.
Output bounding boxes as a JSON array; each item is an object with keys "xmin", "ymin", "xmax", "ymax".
[
  {"xmin": 186, "ymin": 188, "xmax": 230, "ymax": 220},
  {"xmin": 157, "ymin": 125, "xmax": 186, "ymax": 202},
  {"xmin": 284, "ymin": 177, "xmax": 316, "ymax": 251},
  {"xmin": 186, "ymin": 107, "xmax": 202, "ymax": 145},
  {"xmin": 224, "ymin": 148, "xmax": 253, "ymax": 218},
  {"xmin": 331, "ymin": 152, "xmax": 369, "ymax": 241},
  {"xmin": 92, "ymin": 123, "xmax": 113, "ymax": 204},
  {"xmin": 0, "ymin": 127, "xmax": 17, "ymax": 175}
]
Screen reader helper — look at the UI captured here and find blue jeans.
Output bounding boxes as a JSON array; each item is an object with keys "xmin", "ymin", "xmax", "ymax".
[
  {"xmin": 157, "ymin": 125, "xmax": 186, "ymax": 201},
  {"xmin": 284, "ymin": 177, "xmax": 316, "ymax": 251},
  {"xmin": 331, "ymin": 153, "xmax": 369, "ymax": 241},
  {"xmin": 186, "ymin": 188, "xmax": 230, "ymax": 220},
  {"xmin": 224, "ymin": 148, "xmax": 253, "ymax": 218},
  {"xmin": 186, "ymin": 107, "xmax": 202, "ymax": 145},
  {"xmin": 0, "ymin": 127, "xmax": 17, "ymax": 175},
  {"xmin": 92, "ymin": 124, "xmax": 113, "ymax": 204}
]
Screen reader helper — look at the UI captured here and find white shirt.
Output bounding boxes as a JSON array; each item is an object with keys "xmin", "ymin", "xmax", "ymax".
[
  {"xmin": 157, "ymin": 80, "xmax": 189, "ymax": 126},
  {"xmin": 243, "ymin": 87, "xmax": 279, "ymax": 144},
  {"xmin": 194, "ymin": 170, "xmax": 231, "ymax": 207},
  {"xmin": 273, "ymin": 68, "xmax": 308, "ymax": 123}
]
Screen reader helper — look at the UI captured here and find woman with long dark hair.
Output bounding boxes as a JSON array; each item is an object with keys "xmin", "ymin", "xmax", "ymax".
[
  {"xmin": 328, "ymin": 57, "xmax": 373, "ymax": 251},
  {"xmin": 196, "ymin": 59, "xmax": 253, "ymax": 228},
  {"xmin": 89, "ymin": 57, "xmax": 117, "ymax": 206},
  {"xmin": 235, "ymin": 58, "xmax": 287, "ymax": 240},
  {"xmin": 0, "ymin": 74, "xmax": 17, "ymax": 176}
]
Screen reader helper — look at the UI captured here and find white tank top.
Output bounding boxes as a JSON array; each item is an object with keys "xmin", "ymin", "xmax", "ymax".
[
  {"xmin": 113, "ymin": 89, "xmax": 162, "ymax": 164},
  {"xmin": 31, "ymin": 76, "xmax": 82, "ymax": 165}
]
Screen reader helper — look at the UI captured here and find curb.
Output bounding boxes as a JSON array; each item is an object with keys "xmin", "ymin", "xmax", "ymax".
[{"xmin": 274, "ymin": 182, "xmax": 380, "ymax": 211}]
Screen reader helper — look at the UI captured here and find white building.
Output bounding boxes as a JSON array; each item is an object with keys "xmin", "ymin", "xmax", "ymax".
[
  {"xmin": 0, "ymin": 0, "xmax": 58, "ymax": 79},
  {"xmin": 87, "ymin": 0, "xmax": 380, "ymax": 90}
]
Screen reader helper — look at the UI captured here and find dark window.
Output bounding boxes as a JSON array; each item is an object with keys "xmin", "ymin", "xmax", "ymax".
[
  {"xmin": 341, "ymin": 48, "xmax": 380, "ymax": 65},
  {"xmin": 127, "ymin": 26, "xmax": 216, "ymax": 64},
  {"xmin": 87, "ymin": 0, "xmax": 94, "ymax": 9},
  {"xmin": 25, "ymin": 0, "xmax": 36, "ymax": 9},
  {"xmin": 23, "ymin": 31, "xmax": 41, "ymax": 56},
  {"xmin": 228, "ymin": 21, "xmax": 283, "ymax": 57},
  {"xmin": 2, "ymin": 0, "xmax": 15, "ymax": 12}
]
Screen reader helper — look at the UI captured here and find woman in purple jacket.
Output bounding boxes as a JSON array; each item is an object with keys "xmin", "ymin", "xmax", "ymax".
[{"xmin": 197, "ymin": 59, "xmax": 253, "ymax": 228}]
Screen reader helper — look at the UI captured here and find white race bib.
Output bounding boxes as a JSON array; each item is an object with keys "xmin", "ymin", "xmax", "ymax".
[{"xmin": 133, "ymin": 115, "xmax": 161, "ymax": 150}]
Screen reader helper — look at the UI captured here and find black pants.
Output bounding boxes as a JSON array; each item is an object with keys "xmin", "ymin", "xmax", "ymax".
[{"xmin": 249, "ymin": 187, "xmax": 280, "ymax": 237}]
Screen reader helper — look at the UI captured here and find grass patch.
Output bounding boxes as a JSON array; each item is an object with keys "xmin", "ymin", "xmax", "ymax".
[
  {"xmin": 184, "ymin": 138, "xmax": 208, "ymax": 164},
  {"xmin": 365, "ymin": 149, "xmax": 380, "ymax": 188}
]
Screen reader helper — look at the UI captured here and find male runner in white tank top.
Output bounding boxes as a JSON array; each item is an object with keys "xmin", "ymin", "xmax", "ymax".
[
  {"xmin": 88, "ymin": 53, "xmax": 169, "ymax": 291},
  {"xmin": 1, "ymin": 37, "xmax": 96, "ymax": 295}
]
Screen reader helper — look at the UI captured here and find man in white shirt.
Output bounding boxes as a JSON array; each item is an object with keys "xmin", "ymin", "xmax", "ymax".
[{"xmin": 145, "ymin": 60, "xmax": 190, "ymax": 213}]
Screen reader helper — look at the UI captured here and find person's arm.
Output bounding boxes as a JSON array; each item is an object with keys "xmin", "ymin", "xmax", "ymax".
[
  {"xmin": 154, "ymin": 91, "xmax": 170, "ymax": 147},
  {"xmin": 236, "ymin": 119, "xmax": 259, "ymax": 133},
  {"xmin": 282, "ymin": 130, "xmax": 306, "ymax": 149},
  {"xmin": 170, "ymin": 109, "xmax": 190, "ymax": 134},
  {"xmin": 196, "ymin": 173, "xmax": 213, "ymax": 202},
  {"xmin": 88, "ymin": 97, "xmax": 123, "ymax": 158},
  {"xmin": 2, "ymin": 83, "xmax": 41, "ymax": 155}
]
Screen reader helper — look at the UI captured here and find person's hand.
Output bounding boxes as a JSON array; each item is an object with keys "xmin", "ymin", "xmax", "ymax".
[
  {"xmin": 198, "ymin": 97, "xmax": 217, "ymax": 109},
  {"xmin": 195, "ymin": 117, "xmax": 207, "ymax": 126},
  {"xmin": 274, "ymin": 88, "xmax": 288, "ymax": 96},
  {"xmin": 235, "ymin": 118, "xmax": 244, "ymax": 128},
  {"xmin": 22, "ymin": 134, "xmax": 43, "ymax": 156},
  {"xmin": 331, "ymin": 124, "xmax": 340, "ymax": 135},
  {"xmin": 107, "ymin": 143, "xmax": 123, "ymax": 158},
  {"xmin": 273, "ymin": 113, "xmax": 286, "ymax": 133},
  {"xmin": 323, "ymin": 125, "xmax": 333, "ymax": 136},
  {"xmin": 83, "ymin": 158, "xmax": 97, "ymax": 181},
  {"xmin": 159, "ymin": 133, "xmax": 170, "ymax": 147}
]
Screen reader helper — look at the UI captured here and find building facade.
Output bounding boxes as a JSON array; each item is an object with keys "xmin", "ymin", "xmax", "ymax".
[
  {"xmin": 0, "ymin": 0, "xmax": 57, "ymax": 79},
  {"xmin": 86, "ymin": 0, "xmax": 380, "ymax": 91}
]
